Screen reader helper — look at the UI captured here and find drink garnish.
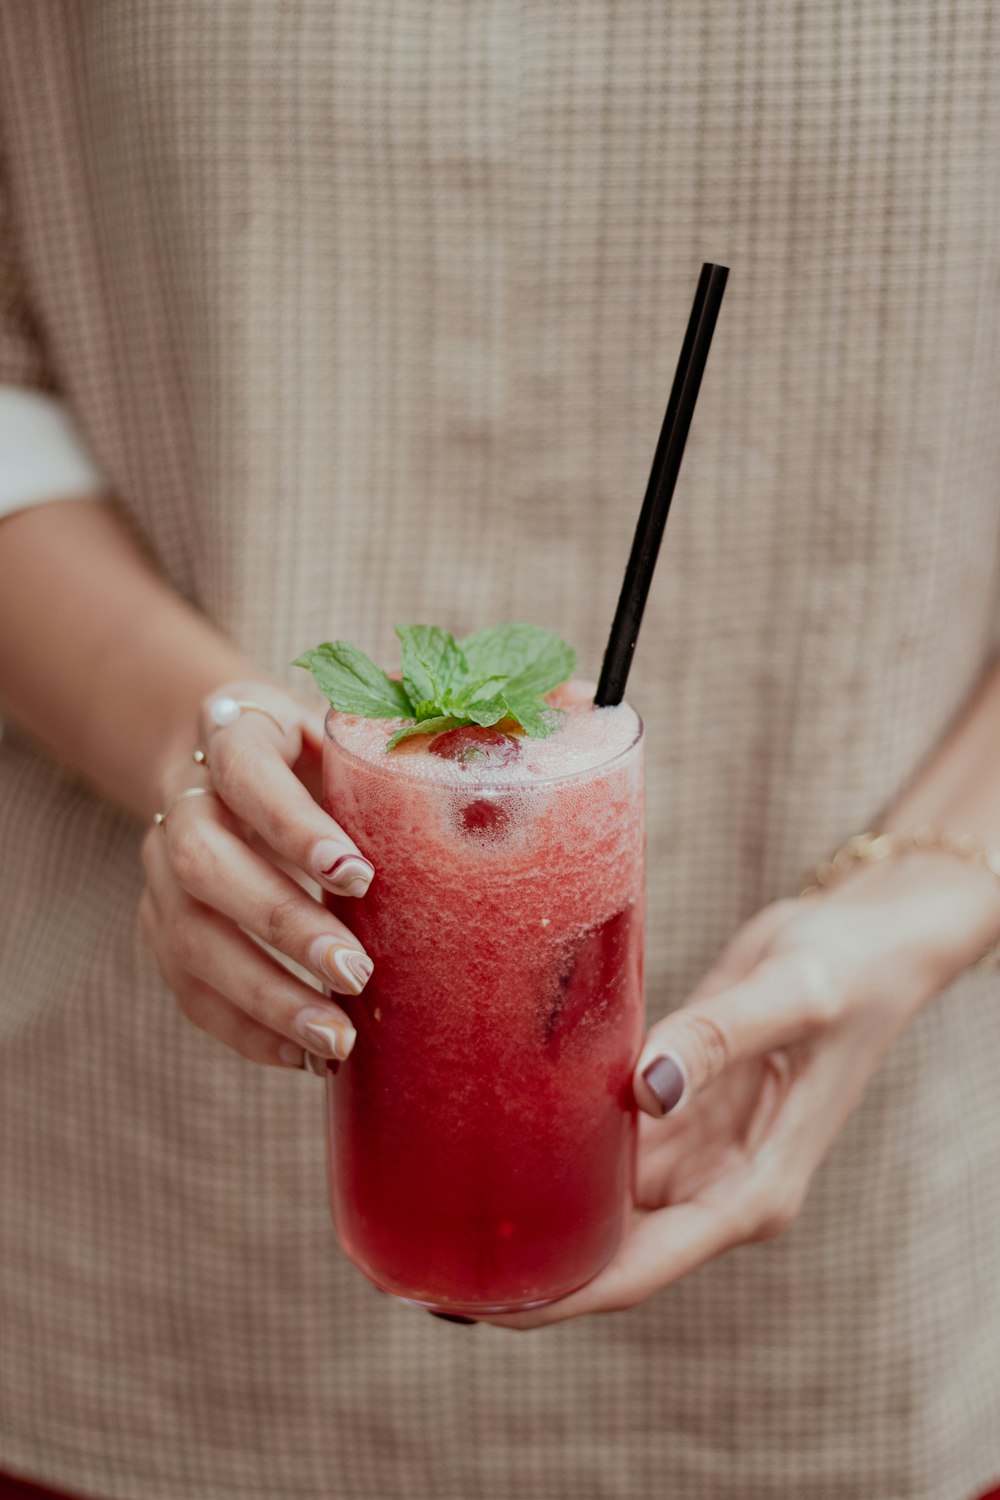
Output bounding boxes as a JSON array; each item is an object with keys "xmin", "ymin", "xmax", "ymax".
[
  {"xmin": 295, "ymin": 623, "xmax": 576, "ymax": 750},
  {"xmin": 428, "ymin": 726, "xmax": 522, "ymax": 767}
]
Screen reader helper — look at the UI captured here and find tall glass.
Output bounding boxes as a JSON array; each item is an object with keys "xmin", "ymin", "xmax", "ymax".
[{"xmin": 322, "ymin": 691, "xmax": 644, "ymax": 1315}]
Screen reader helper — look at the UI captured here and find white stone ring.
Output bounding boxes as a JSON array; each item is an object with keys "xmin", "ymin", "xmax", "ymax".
[{"xmin": 208, "ymin": 696, "xmax": 286, "ymax": 736}]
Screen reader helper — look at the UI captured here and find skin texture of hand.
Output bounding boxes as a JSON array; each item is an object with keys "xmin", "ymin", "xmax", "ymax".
[
  {"xmin": 139, "ymin": 680, "xmax": 375, "ymax": 1074},
  {"xmin": 0, "ymin": 502, "xmax": 373, "ymax": 1075},
  {"xmin": 479, "ymin": 851, "xmax": 1000, "ymax": 1329}
]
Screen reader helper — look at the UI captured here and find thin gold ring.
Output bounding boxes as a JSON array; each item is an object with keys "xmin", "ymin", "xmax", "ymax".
[
  {"xmin": 208, "ymin": 696, "xmax": 286, "ymax": 736},
  {"xmin": 152, "ymin": 786, "xmax": 217, "ymax": 829}
]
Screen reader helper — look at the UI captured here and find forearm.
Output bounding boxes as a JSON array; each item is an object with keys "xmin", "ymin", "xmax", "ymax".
[
  {"xmin": 884, "ymin": 654, "xmax": 1000, "ymax": 843},
  {"xmin": 0, "ymin": 498, "xmax": 255, "ymax": 819}
]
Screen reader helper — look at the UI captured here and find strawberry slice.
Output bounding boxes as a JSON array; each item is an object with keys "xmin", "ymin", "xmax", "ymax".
[
  {"xmin": 544, "ymin": 907, "xmax": 636, "ymax": 1049},
  {"xmin": 429, "ymin": 726, "xmax": 522, "ymax": 768}
]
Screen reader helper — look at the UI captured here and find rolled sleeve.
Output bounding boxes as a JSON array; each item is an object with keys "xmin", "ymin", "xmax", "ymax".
[
  {"xmin": 0, "ymin": 386, "xmax": 105, "ymax": 515},
  {"xmin": 0, "ymin": 136, "xmax": 105, "ymax": 516}
]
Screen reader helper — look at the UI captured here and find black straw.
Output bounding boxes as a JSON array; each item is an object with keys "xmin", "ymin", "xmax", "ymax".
[{"xmin": 594, "ymin": 262, "xmax": 729, "ymax": 706}]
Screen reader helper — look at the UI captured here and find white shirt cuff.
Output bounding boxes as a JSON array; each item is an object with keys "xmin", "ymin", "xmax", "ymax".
[{"xmin": 0, "ymin": 387, "xmax": 106, "ymax": 516}]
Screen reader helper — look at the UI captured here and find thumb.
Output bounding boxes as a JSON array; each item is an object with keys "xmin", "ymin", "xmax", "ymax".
[
  {"xmin": 633, "ymin": 949, "xmax": 839, "ymax": 1118},
  {"xmin": 299, "ymin": 709, "xmax": 328, "ymax": 753}
]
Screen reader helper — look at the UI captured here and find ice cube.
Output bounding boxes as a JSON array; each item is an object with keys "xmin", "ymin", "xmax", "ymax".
[{"xmin": 544, "ymin": 906, "xmax": 635, "ymax": 1048}]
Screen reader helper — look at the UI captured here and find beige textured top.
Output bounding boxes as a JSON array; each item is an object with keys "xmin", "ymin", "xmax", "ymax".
[{"xmin": 2, "ymin": 6, "xmax": 1000, "ymax": 1499}]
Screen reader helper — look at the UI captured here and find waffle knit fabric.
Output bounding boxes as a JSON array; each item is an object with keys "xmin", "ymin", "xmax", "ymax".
[{"xmin": 1, "ymin": 5, "xmax": 999, "ymax": 1498}]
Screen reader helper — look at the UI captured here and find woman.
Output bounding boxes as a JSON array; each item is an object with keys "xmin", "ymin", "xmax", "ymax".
[{"xmin": 1, "ymin": 5, "xmax": 999, "ymax": 1498}]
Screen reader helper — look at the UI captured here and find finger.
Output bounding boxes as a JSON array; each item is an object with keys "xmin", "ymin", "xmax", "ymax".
[
  {"xmin": 293, "ymin": 715, "xmax": 326, "ymax": 804},
  {"xmin": 687, "ymin": 899, "xmax": 803, "ymax": 1001},
  {"xmin": 200, "ymin": 687, "xmax": 375, "ymax": 897},
  {"xmin": 633, "ymin": 1057, "xmax": 776, "ymax": 1205},
  {"xmin": 687, "ymin": 1047, "xmax": 860, "ymax": 1250},
  {"xmin": 298, "ymin": 708, "xmax": 328, "ymax": 757},
  {"xmin": 145, "ymin": 870, "xmax": 358, "ymax": 1063},
  {"xmin": 637, "ymin": 1037, "xmax": 879, "ymax": 1270},
  {"xmin": 181, "ymin": 977, "xmax": 310, "ymax": 1070},
  {"xmin": 509, "ymin": 1027, "xmax": 888, "ymax": 1330},
  {"xmin": 632, "ymin": 1028, "xmax": 887, "ymax": 1296},
  {"xmin": 147, "ymin": 793, "xmax": 374, "ymax": 997},
  {"xmin": 480, "ymin": 1199, "xmax": 740, "ymax": 1329},
  {"xmin": 756, "ymin": 1020, "xmax": 895, "ymax": 1181},
  {"xmin": 634, "ymin": 947, "xmax": 842, "ymax": 1118},
  {"xmin": 486, "ymin": 1087, "xmax": 832, "ymax": 1333},
  {"xmin": 139, "ymin": 891, "xmax": 321, "ymax": 1073}
]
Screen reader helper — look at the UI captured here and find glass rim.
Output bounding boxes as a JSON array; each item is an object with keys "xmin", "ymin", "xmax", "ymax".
[{"xmin": 323, "ymin": 705, "xmax": 644, "ymax": 790}]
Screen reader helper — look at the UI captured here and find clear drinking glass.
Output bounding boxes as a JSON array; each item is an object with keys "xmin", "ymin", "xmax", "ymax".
[{"xmin": 321, "ymin": 690, "xmax": 644, "ymax": 1316}]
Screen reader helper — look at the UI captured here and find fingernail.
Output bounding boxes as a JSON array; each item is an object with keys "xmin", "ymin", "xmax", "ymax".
[
  {"xmin": 641, "ymin": 1054, "xmax": 686, "ymax": 1116},
  {"xmin": 302, "ymin": 1050, "xmax": 332, "ymax": 1079},
  {"xmin": 295, "ymin": 1007, "xmax": 357, "ymax": 1061},
  {"xmin": 310, "ymin": 937, "xmax": 374, "ymax": 996},
  {"xmin": 278, "ymin": 1042, "xmax": 306, "ymax": 1068},
  {"xmin": 312, "ymin": 842, "xmax": 375, "ymax": 897},
  {"xmin": 428, "ymin": 1311, "xmax": 478, "ymax": 1325}
]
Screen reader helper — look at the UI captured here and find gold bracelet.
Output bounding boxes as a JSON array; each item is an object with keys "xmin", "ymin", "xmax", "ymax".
[{"xmin": 800, "ymin": 826, "xmax": 1000, "ymax": 973}]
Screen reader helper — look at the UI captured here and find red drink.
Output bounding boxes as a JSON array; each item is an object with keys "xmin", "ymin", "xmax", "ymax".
[{"xmin": 322, "ymin": 684, "xmax": 644, "ymax": 1314}]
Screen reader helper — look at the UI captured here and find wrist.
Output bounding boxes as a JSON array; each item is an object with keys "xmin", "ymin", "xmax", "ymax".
[{"xmin": 820, "ymin": 845, "xmax": 1000, "ymax": 995}]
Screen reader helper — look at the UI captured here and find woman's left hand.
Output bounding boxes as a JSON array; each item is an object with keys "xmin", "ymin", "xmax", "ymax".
[{"xmin": 482, "ymin": 851, "xmax": 1000, "ymax": 1329}]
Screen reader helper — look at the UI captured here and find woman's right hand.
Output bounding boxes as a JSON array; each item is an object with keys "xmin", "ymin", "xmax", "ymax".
[{"xmin": 139, "ymin": 680, "xmax": 374, "ymax": 1076}]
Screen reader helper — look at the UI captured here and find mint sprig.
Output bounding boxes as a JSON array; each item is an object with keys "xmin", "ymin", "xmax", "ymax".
[
  {"xmin": 291, "ymin": 641, "xmax": 412, "ymax": 718},
  {"xmin": 294, "ymin": 622, "xmax": 577, "ymax": 750}
]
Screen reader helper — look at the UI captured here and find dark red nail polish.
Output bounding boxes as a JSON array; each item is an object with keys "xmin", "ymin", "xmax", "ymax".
[
  {"xmin": 428, "ymin": 1311, "xmax": 478, "ymax": 1325},
  {"xmin": 641, "ymin": 1054, "xmax": 686, "ymax": 1115}
]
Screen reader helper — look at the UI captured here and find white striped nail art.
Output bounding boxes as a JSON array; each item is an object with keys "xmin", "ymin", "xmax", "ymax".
[
  {"xmin": 310, "ymin": 938, "xmax": 374, "ymax": 996},
  {"xmin": 295, "ymin": 1010, "xmax": 357, "ymax": 1061}
]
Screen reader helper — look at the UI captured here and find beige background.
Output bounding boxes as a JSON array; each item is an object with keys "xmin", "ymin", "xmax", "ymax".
[{"xmin": 1, "ymin": 5, "xmax": 999, "ymax": 1497}]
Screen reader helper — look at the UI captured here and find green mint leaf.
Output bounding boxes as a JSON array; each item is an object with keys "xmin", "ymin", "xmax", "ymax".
[
  {"xmin": 461, "ymin": 694, "xmax": 511, "ymax": 728},
  {"xmin": 501, "ymin": 693, "xmax": 562, "ymax": 738},
  {"xmin": 451, "ymin": 674, "xmax": 508, "ymax": 712},
  {"xmin": 413, "ymin": 699, "xmax": 445, "ymax": 721},
  {"xmin": 460, "ymin": 623, "xmax": 576, "ymax": 697},
  {"xmin": 295, "ymin": 620, "xmax": 576, "ymax": 753},
  {"xmin": 460, "ymin": 623, "xmax": 547, "ymax": 679},
  {"xmin": 385, "ymin": 715, "xmax": 464, "ymax": 750},
  {"xmin": 293, "ymin": 643, "xmax": 413, "ymax": 718},
  {"xmin": 395, "ymin": 625, "xmax": 467, "ymax": 714},
  {"xmin": 501, "ymin": 641, "xmax": 576, "ymax": 699}
]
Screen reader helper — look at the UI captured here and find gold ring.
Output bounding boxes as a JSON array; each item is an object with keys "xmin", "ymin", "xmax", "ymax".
[
  {"xmin": 208, "ymin": 696, "xmax": 286, "ymax": 735},
  {"xmin": 153, "ymin": 786, "xmax": 217, "ymax": 829}
]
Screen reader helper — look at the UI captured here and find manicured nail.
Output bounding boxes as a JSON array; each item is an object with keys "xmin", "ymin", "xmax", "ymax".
[
  {"xmin": 295, "ymin": 1007, "xmax": 357, "ymax": 1061},
  {"xmin": 641, "ymin": 1054, "xmax": 686, "ymax": 1116},
  {"xmin": 312, "ymin": 841, "xmax": 375, "ymax": 897},
  {"xmin": 278, "ymin": 1041, "xmax": 306, "ymax": 1068},
  {"xmin": 309, "ymin": 937, "xmax": 374, "ymax": 996},
  {"xmin": 428, "ymin": 1311, "xmax": 478, "ymax": 1325},
  {"xmin": 302, "ymin": 1050, "xmax": 333, "ymax": 1079}
]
